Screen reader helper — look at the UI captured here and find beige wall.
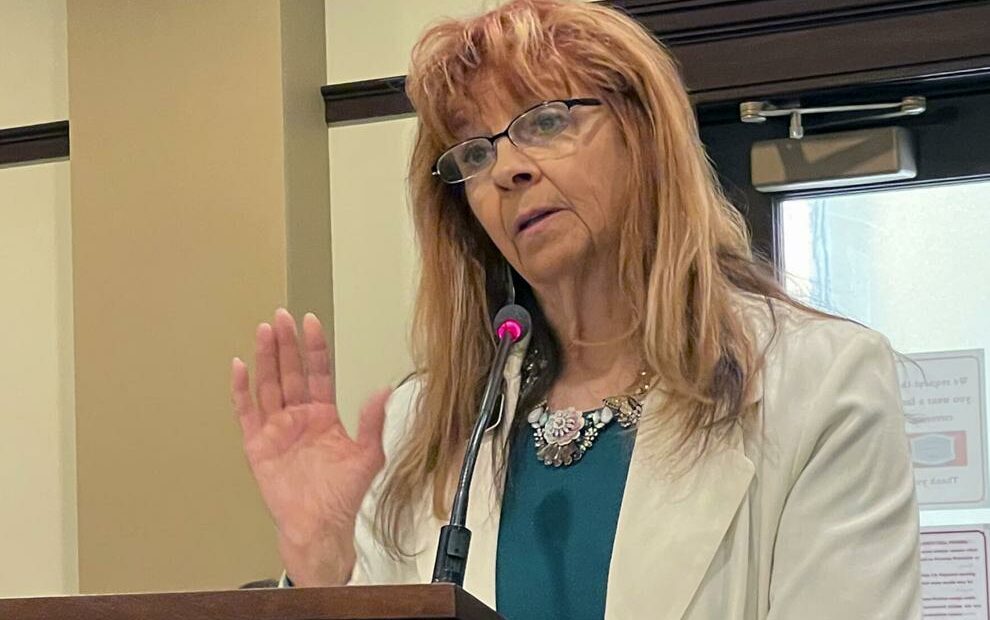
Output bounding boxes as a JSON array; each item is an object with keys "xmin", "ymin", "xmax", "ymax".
[
  {"xmin": 325, "ymin": 0, "xmax": 490, "ymax": 84},
  {"xmin": 0, "ymin": 0, "xmax": 77, "ymax": 597},
  {"xmin": 282, "ymin": 1, "xmax": 334, "ymax": 332},
  {"xmin": 67, "ymin": 0, "xmax": 330, "ymax": 593},
  {"xmin": 0, "ymin": 0, "xmax": 68, "ymax": 125},
  {"xmin": 0, "ymin": 162, "xmax": 76, "ymax": 596},
  {"xmin": 324, "ymin": 0, "xmax": 489, "ymax": 424}
]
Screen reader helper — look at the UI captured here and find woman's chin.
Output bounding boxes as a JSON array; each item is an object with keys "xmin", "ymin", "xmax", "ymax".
[{"xmin": 517, "ymin": 247, "xmax": 591, "ymax": 288}]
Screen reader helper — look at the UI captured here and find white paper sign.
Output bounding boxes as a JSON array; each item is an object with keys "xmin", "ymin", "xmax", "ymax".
[
  {"xmin": 922, "ymin": 527, "xmax": 990, "ymax": 619},
  {"xmin": 900, "ymin": 350, "xmax": 987, "ymax": 508}
]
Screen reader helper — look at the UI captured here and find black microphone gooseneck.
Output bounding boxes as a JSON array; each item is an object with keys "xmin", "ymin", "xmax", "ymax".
[{"xmin": 431, "ymin": 304, "xmax": 532, "ymax": 586}]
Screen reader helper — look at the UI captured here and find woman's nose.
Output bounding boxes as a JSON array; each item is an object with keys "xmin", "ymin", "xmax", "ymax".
[{"xmin": 490, "ymin": 138, "xmax": 541, "ymax": 189}]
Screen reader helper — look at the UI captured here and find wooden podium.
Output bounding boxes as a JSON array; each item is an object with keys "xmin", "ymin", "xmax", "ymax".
[{"xmin": 0, "ymin": 583, "xmax": 503, "ymax": 620}]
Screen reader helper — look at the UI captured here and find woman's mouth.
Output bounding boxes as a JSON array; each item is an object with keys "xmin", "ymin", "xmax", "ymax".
[{"xmin": 516, "ymin": 208, "xmax": 564, "ymax": 235}]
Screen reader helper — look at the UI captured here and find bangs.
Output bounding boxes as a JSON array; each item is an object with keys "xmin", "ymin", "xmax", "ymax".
[
  {"xmin": 442, "ymin": 70, "xmax": 575, "ymax": 141},
  {"xmin": 406, "ymin": 0, "xmax": 629, "ymax": 146},
  {"xmin": 419, "ymin": 56, "xmax": 582, "ymax": 146}
]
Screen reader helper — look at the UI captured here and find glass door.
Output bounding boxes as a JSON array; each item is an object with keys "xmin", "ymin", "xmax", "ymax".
[
  {"xmin": 780, "ymin": 179, "xmax": 990, "ymax": 523},
  {"xmin": 700, "ymin": 82, "xmax": 990, "ymax": 619}
]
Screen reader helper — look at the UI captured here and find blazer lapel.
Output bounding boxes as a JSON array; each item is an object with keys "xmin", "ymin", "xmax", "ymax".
[{"xmin": 605, "ymin": 391, "xmax": 756, "ymax": 620}]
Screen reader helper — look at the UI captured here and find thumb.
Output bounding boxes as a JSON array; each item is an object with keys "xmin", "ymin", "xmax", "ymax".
[{"xmin": 357, "ymin": 387, "xmax": 392, "ymax": 453}]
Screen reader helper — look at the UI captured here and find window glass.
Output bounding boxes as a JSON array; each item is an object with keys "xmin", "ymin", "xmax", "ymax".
[{"xmin": 780, "ymin": 179, "xmax": 990, "ymax": 526}]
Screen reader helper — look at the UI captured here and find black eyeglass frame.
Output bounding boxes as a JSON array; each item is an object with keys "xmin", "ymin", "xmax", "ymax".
[{"xmin": 431, "ymin": 97, "xmax": 603, "ymax": 184}]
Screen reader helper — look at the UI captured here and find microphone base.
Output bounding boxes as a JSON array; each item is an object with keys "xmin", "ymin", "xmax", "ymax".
[{"xmin": 431, "ymin": 524, "xmax": 472, "ymax": 586}]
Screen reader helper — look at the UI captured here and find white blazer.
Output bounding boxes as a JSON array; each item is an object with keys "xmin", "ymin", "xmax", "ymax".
[{"xmin": 348, "ymin": 293, "xmax": 922, "ymax": 619}]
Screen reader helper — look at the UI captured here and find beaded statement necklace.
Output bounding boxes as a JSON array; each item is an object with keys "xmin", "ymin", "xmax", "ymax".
[{"xmin": 521, "ymin": 350, "xmax": 653, "ymax": 468}]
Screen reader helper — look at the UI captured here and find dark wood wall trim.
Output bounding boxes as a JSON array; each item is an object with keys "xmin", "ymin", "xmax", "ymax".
[
  {"xmin": 613, "ymin": 0, "xmax": 978, "ymax": 44},
  {"xmin": 678, "ymin": 2, "xmax": 990, "ymax": 105},
  {"xmin": 0, "ymin": 120, "xmax": 70, "ymax": 167},
  {"xmin": 322, "ymin": 0, "xmax": 990, "ymax": 125},
  {"xmin": 320, "ymin": 78, "xmax": 408, "ymax": 125}
]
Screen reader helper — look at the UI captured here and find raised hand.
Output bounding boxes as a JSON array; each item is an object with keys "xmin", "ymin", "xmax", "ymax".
[{"xmin": 231, "ymin": 309, "xmax": 390, "ymax": 586}]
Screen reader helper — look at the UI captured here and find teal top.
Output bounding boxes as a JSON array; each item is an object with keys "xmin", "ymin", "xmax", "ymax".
[{"xmin": 495, "ymin": 413, "xmax": 636, "ymax": 620}]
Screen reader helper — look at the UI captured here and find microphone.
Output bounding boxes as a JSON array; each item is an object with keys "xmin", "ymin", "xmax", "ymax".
[{"xmin": 431, "ymin": 304, "xmax": 532, "ymax": 586}]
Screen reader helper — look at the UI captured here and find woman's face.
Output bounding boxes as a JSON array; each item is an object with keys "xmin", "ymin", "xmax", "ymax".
[{"xmin": 458, "ymin": 81, "xmax": 631, "ymax": 289}]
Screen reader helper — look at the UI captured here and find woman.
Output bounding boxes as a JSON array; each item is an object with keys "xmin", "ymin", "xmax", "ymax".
[{"xmin": 230, "ymin": 1, "xmax": 921, "ymax": 618}]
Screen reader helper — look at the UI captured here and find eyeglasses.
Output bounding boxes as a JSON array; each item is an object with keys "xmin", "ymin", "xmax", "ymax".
[{"xmin": 432, "ymin": 98, "xmax": 602, "ymax": 184}]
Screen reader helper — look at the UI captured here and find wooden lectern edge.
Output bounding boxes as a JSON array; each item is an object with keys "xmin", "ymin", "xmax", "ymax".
[{"xmin": 0, "ymin": 582, "xmax": 504, "ymax": 620}]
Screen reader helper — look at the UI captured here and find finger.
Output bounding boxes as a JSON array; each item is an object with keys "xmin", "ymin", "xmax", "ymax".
[
  {"xmin": 230, "ymin": 357, "xmax": 261, "ymax": 437},
  {"xmin": 357, "ymin": 387, "xmax": 392, "ymax": 453},
  {"xmin": 274, "ymin": 308, "xmax": 310, "ymax": 406},
  {"xmin": 302, "ymin": 312, "xmax": 336, "ymax": 406},
  {"xmin": 255, "ymin": 322, "xmax": 284, "ymax": 415}
]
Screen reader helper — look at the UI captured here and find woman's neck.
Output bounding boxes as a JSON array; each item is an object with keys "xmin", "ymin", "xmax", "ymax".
[{"xmin": 532, "ymin": 263, "xmax": 641, "ymax": 410}]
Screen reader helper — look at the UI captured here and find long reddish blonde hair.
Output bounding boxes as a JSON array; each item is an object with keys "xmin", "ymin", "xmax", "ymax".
[{"xmin": 378, "ymin": 0, "xmax": 803, "ymax": 555}]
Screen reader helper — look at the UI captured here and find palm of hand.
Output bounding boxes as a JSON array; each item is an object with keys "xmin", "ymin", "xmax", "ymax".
[
  {"xmin": 231, "ymin": 309, "xmax": 390, "ymax": 583},
  {"xmin": 245, "ymin": 402, "xmax": 382, "ymax": 543}
]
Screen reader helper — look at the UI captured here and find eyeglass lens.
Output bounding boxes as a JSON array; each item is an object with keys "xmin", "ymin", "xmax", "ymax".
[{"xmin": 435, "ymin": 101, "xmax": 580, "ymax": 183}]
